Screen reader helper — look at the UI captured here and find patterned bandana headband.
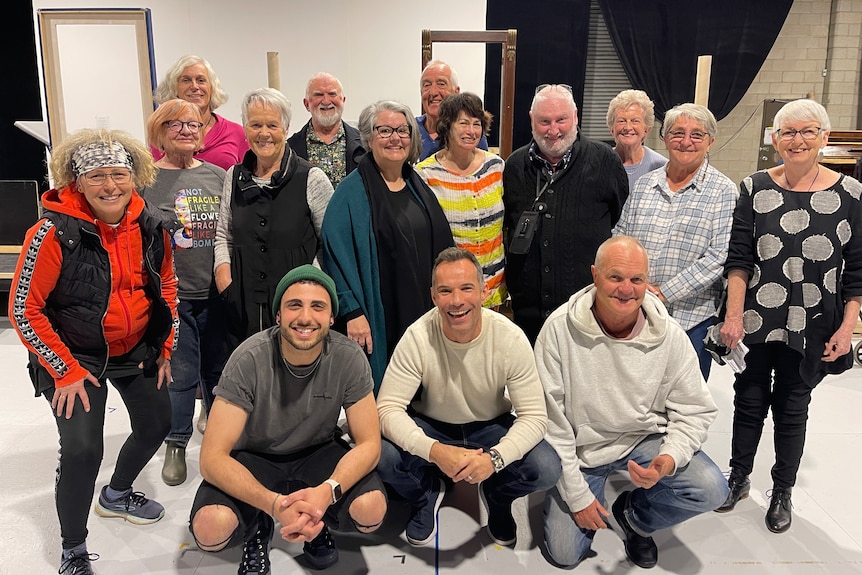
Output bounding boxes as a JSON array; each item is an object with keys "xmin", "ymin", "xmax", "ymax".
[{"xmin": 71, "ymin": 141, "xmax": 134, "ymax": 177}]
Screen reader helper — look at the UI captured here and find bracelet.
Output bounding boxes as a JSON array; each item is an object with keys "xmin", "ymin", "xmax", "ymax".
[{"xmin": 270, "ymin": 493, "xmax": 280, "ymax": 517}]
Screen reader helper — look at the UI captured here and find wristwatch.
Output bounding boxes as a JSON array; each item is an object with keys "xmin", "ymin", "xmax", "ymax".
[
  {"xmin": 488, "ymin": 448, "xmax": 505, "ymax": 473},
  {"xmin": 324, "ymin": 479, "xmax": 342, "ymax": 504}
]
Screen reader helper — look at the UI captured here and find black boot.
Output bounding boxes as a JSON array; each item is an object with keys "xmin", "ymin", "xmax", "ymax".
[
  {"xmin": 765, "ymin": 487, "xmax": 792, "ymax": 533},
  {"xmin": 714, "ymin": 471, "xmax": 750, "ymax": 513}
]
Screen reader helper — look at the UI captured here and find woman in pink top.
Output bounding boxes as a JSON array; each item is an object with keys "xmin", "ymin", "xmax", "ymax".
[{"xmin": 153, "ymin": 55, "xmax": 248, "ymax": 170}]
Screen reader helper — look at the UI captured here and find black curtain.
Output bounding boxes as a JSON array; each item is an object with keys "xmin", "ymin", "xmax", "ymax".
[
  {"xmin": 0, "ymin": 0, "xmax": 47, "ymax": 189},
  {"xmin": 598, "ymin": 0, "xmax": 793, "ymax": 122},
  {"xmin": 485, "ymin": 0, "xmax": 591, "ymax": 150}
]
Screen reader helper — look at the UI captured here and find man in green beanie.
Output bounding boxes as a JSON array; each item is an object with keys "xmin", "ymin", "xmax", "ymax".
[{"xmin": 189, "ymin": 264, "xmax": 387, "ymax": 573}]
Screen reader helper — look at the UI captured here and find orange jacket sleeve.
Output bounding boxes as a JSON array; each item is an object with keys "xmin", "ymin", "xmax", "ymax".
[{"xmin": 7, "ymin": 221, "xmax": 91, "ymax": 387}]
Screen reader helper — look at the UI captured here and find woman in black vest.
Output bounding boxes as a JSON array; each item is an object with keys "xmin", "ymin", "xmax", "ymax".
[
  {"xmin": 8, "ymin": 129, "xmax": 179, "ymax": 574},
  {"xmin": 214, "ymin": 88, "xmax": 334, "ymax": 341}
]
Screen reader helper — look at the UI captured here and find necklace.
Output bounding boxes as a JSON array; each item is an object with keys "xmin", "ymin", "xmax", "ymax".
[
  {"xmin": 785, "ymin": 164, "xmax": 820, "ymax": 192},
  {"xmin": 281, "ymin": 352, "xmax": 322, "ymax": 378}
]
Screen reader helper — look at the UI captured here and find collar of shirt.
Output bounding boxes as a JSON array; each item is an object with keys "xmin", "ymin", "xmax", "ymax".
[
  {"xmin": 307, "ymin": 122, "xmax": 345, "ymax": 144},
  {"xmin": 528, "ymin": 141, "xmax": 573, "ymax": 174}
]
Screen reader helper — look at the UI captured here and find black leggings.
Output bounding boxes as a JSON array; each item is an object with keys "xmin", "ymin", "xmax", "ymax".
[
  {"xmin": 46, "ymin": 369, "xmax": 171, "ymax": 549},
  {"xmin": 729, "ymin": 342, "xmax": 813, "ymax": 489}
]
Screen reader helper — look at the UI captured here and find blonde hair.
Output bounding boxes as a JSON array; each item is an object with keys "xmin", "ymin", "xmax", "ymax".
[{"xmin": 50, "ymin": 129, "xmax": 156, "ymax": 189}]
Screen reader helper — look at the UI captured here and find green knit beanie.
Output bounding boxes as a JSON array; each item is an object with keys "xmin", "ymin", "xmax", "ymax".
[{"xmin": 272, "ymin": 264, "xmax": 338, "ymax": 319}]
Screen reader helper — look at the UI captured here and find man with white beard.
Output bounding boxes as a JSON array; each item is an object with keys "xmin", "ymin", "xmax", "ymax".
[
  {"xmin": 502, "ymin": 84, "xmax": 629, "ymax": 343},
  {"xmin": 288, "ymin": 72, "xmax": 365, "ymax": 188}
]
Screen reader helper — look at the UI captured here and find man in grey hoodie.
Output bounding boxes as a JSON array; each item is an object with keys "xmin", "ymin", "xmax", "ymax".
[{"xmin": 535, "ymin": 235, "xmax": 728, "ymax": 569}]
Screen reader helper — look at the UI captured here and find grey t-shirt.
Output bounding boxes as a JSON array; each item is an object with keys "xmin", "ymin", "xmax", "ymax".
[
  {"xmin": 215, "ymin": 326, "xmax": 373, "ymax": 454},
  {"xmin": 141, "ymin": 162, "xmax": 226, "ymax": 299}
]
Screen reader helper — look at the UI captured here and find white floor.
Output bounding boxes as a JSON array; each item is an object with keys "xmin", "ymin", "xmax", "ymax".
[{"xmin": 2, "ymin": 318, "xmax": 862, "ymax": 574}]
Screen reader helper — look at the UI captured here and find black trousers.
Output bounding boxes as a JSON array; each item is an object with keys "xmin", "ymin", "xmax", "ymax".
[
  {"xmin": 45, "ymin": 364, "xmax": 171, "ymax": 549},
  {"xmin": 729, "ymin": 342, "xmax": 813, "ymax": 488}
]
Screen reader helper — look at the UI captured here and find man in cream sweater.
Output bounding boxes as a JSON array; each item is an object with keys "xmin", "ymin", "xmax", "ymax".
[
  {"xmin": 535, "ymin": 235, "xmax": 728, "ymax": 569},
  {"xmin": 377, "ymin": 247, "xmax": 561, "ymax": 548}
]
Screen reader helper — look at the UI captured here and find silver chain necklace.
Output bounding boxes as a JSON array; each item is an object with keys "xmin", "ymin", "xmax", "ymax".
[{"xmin": 281, "ymin": 352, "xmax": 322, "ymax": 378}]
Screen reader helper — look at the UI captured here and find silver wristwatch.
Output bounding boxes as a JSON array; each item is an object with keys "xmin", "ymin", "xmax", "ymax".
[{"xmin": 488, "ymin": 448, "xmax": 505, "ymax": 473}]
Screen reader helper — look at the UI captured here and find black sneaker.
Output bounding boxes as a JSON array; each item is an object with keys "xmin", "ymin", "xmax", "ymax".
[
  {"xmin": 479, "ymin": 483, "xmax": 516, "ymax": 547},
  {"xmin": 405, "ymin": 477, "xmax": 446, "ymax": 546},
  {"xmin": 611, "ymin": 491, "xmax": 658, "ymax": 569},
  {"xmin": 238, "ymin": 514, "xmax": 273, "ymax": 575},
  {"xmin": 303, "ymin": 525, "xmax": 338, "ymax": 569},
  {"xmin": 58, "ymin": 550, "xmax": 99, "ymax": 574}
]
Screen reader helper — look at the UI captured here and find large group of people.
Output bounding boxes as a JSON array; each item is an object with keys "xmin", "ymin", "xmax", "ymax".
[{"xmin": 7, "ymin": 51, "xmax": 861, "ymax": 575}]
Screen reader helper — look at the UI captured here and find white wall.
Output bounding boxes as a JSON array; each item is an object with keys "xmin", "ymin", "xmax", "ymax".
[{"xmin": 31, "ymin": 0, "xmax": 488, "ymax": 138}]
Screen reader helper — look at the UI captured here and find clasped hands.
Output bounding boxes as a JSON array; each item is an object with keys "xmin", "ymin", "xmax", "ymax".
[
  {"xmin": 572, "ymin": 455, "xmax": 674, "ymax": 531},
  {"xmin": 272, "ymin": 484, "xmax": 332, "ymax": 543},
  {"xmin": 429, "ymin": 442, "xmax": 494, "ymax": 485}
]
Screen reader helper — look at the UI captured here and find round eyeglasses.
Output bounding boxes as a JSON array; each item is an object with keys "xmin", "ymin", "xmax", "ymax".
[{"xmin": 164, "ymin": 120, "xmax": 204, "ymax": 134}]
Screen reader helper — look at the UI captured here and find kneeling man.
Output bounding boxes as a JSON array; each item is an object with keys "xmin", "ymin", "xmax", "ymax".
[
  {"xmin": 377, "ymin": 247, "xmax": 561, "ymax": 547},
  {"xmin": 190, "ymin": 266, "xmax": 386, "ymax": 573},
  {"xmin": 536, "ymin": 236, "xmax": 727, "ymax": 569}
]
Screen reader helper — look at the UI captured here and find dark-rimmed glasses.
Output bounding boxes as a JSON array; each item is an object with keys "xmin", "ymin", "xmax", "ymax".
[
  {"xmin": 777, "ymin": 127, "xmax": 821, "ymax": 141},
  {"xmin": 373, "ymin": 125, "xmax": 411, "ymax": 139},
  {"xmin": 83, "ymin": 170, "xmax": 132, "ymax": 185},
  {"xmin": 164, "ymin": 120, "xmax": 204, "ymax": 134}
]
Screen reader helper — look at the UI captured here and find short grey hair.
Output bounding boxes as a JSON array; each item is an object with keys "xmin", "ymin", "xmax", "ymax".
[
  {"xmin": 357, "ymin": 100, "xmax": 423, "ymax": 165},
  {"xmin": 240, "ymin": 87, "xmax": 292, "ymax": 130},
  {"xmin": 606, "ymin": 89, "xmax": 656, "ymax": 131},
  {"xmin": 421, "ymin": 59, "xmax": 460, "ymax": 90},
  {"xmin": 773, "ymin": 98, "xmax": 831, "ymax": 133},
  {"xmin": 154, "ymin": 54, "xmax": 229, "ymax": 111},
  {"xmin": 663, "ymin": 103, "xmax": 717, "ymax": 139},
  {"xmin": 305, "ymin": 72, "xmax": 344, "ymax": 99},
  {"xmin": 531, "ymin": 85, "xmax": 577, "ymax": 115}
]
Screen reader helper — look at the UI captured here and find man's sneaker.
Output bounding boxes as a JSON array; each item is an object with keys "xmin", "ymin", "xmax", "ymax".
[
  {"xmin": 238, "ymin": 514, "xmax": 273, "ymax": 575},
  {"xmin": 479, "ymin": 483, "xmax": 516, "ymax": 547},
  {"xmin": 612, "ymin": 490, "xmax": 658, "ymax": 569},
  {"xmin": 405, "ymin": 477, "xmax": 446, "ymax": 546},
  {"xmin": 94, "ymin": 486, "xmax": 165, "ymax": 525},
  {"xmin": 58, "ymin": 550, "xmax": 99, "ymax": 574},
  {"xmin": 303, "ymin": 525, "xmax": 338, "ymax": 570}
]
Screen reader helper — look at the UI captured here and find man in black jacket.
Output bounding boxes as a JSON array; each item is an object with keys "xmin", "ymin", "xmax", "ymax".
[
  {"xmin": 503, "ymin": 84, "xmax": 629, "ymax": 343},
  {"xmin": 288, "ymin": 72, "xmax": 364, "ymax": 188}
]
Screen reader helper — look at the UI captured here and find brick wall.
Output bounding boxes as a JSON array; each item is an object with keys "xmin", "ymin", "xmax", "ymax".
[{"xmin": 708, "ymin": 0, "xmax": 862, "ymax": 185}]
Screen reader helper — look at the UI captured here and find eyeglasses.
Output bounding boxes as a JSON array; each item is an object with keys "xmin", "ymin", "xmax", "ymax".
[
  {"xmin": 535, "ymin": 83, "xmax": 573, "ymax": 95},
  {"xmin": 777, "ymin": 127, "xmax": 821, "ymax": 141},
  {"xmin": 83, "ymin": 170, "xmax": 132, "ymax": 185},
  {"xmin": 164, "ymin": 120, "xmax": 204, "ymax": 134},
  {"xmin": 666, "ymin": 130, "xmax": 710, "ymax": 143},
  {"xmin": 373, "ymin": 124, "xmax": 411, "ymax": 138}
]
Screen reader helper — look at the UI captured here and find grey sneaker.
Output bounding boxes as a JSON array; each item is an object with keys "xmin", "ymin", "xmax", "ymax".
[
  {"xmin": 58, "ymin": 550, "xmax": 98, "ymax": 574},
  {"xmin": 94, "ymin": 486, "xmax": 164, "ymax": 524}
]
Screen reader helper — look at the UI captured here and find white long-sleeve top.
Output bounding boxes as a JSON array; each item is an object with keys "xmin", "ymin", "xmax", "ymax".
[{"xmin": 378, "ymin": 308, "xmax": 548, "ymax": 467}]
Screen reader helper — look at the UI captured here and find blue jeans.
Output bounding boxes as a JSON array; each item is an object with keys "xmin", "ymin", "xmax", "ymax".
[
  {"xmin": 543, "ymin": 434, "xmax": 728, "ymax": 567},
  {"xmin": 377, "ymin": 412, "xmax": 561, "ymax": 508},
  {"xmin": 686, "ymin": 317, "xmax": 715, "ymax": 381},
  {"xmin": 167, "ymin": 297, "xmax": 230, "ymax": 445}
]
